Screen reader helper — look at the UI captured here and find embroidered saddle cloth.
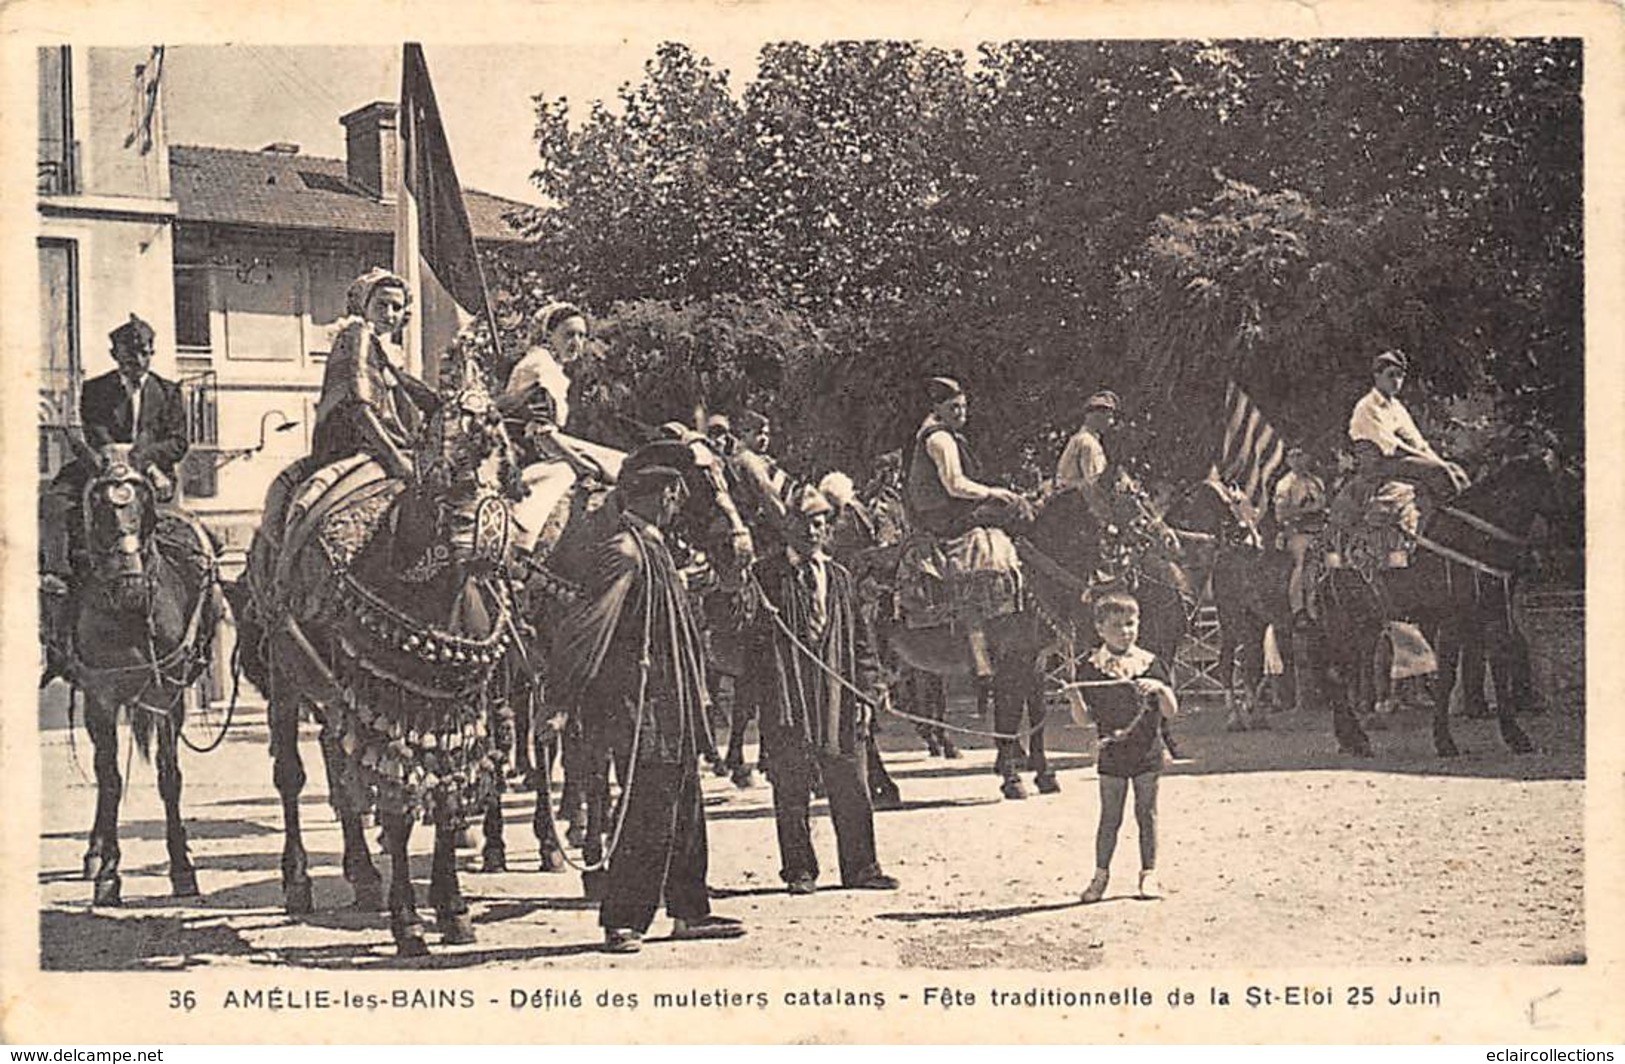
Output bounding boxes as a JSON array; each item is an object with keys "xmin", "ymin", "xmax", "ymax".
[{"xmin": 896, "ymin": 526, "xmax": 1024, "ymax": 630}]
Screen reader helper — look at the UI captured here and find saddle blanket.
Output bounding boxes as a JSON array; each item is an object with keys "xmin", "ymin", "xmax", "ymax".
[{"xmin": 897, "ymin": 526, "xmax": 1023, "ymax": 630}]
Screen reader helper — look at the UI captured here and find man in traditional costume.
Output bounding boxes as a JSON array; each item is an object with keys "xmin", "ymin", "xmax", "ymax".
[
  {"xmin": 900, "ymin": 376, "xmax": 1028, "ymax": 676},
  {"xmin": 551, "ymin": 464, "xmax": 744, "ymax": 953},
  {"xmin": 744, "ymin": 486, "xmax": 901, "ymax": 895}
]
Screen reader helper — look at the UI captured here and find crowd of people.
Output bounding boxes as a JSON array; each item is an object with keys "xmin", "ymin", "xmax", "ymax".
[{"xmin": 43, "ymin": 267, "xmax": 1483, "ymax": 950}]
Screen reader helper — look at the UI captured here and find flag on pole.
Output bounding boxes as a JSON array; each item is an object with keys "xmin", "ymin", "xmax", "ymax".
[
  {"xmin": 124, "ymin": 46, "xmax": 165, "ymax": 154},
  {"xmin": 396, "ymin": 43, "xmax": 493, "ymax": 385},
  {"xmin": 1219, "ymin": 379, "xmax": 1286, "ymax": 517}
]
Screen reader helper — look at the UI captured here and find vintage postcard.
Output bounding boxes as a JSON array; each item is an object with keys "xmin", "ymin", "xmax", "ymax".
[{"xmin": 0, "ymin": 0, "xmax": 1620, "ymax": 1046}]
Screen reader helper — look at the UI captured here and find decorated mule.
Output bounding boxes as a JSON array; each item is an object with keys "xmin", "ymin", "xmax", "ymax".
[
  {"xmin": 1313, "ymin": 449, "xmax": 1574, "ymax": 757},
  {"xmin": 231, "ymin": 353, "xmax": 521, "ymax": 956},
  {"xmin": 46, "ymin": 443, "xmax": 222, "ymax": 907}
]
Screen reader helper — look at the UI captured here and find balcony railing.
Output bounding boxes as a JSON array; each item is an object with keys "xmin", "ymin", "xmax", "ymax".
[{"xmin": 37, "ymin": 140, "xmax": 80, "ymax": 196}]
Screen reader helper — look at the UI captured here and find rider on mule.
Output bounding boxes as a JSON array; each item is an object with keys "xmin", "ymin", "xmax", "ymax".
[
  {"xmin": 900, "ymin": 376, "xmax": 1029, "ymax": 678},
  {"xmin": 41, "ymin": 314, "xmax": 191, "ymax": 684},
  {"xmin": 1331, "ymin": 349, "xmax": 1472, "ymax": 578},
  {"xmin": 498, "ymin": 301, "xmax": 621, "ymax": 578},
  {"xmin": 1055, "ymin": 389, "xmax": 1122, "ymax": 525}
]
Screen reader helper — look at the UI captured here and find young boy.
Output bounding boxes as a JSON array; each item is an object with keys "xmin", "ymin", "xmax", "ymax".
[{"xmin": 1074, "ymin": 592, "xmax": 1179, "ymax": 902}]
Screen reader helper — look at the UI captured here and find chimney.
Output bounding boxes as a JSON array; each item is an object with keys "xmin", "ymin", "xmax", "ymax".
[{"xmin": 340, "ymin": 101, "xmax": 398, "ymax": 202}]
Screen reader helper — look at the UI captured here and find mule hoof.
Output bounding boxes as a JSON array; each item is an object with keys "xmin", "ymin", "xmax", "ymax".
[
  {"xmin": 482, "ymin": 848, "xmax": 508, "ymax": 874},
  {"xmin": 286, "ymin": 881, "xmax": 315, "ymax": 915},
  {"xmin": 1000, "ymin": 778, "xmax": 1029, "ymax": 801},
  {"xmin": 352, "ymin": 881, "xmax": 386, "ymax": 912},
  {"xmin": 92, "ymin": 878, "xmax": 122, "ymax": 908},
  {"xmin": 82, "ymin": 854, "xmax": 104, "ymax": 882},
  {"xmin": 452, "ymin": 828, "xmax": 476, "ymax": 850},
  {"xmin": 171, "ymin": 870, "xmax": 201, "ymax": 898},
  {"xmin": 872, "ymin": 789, "xmax": 904, "ymax": 811},
  {"xmin": 565, "ymin": 823, "xmax": 587, "ymax": 849},
  {"xmin": 395, "ymin": 931, "xmax": 431, "ymax": 958},
  {"xmin": 942, "ymin": 743, "xmax": 962, "ymax": 760},
  {"xmin": 1035, "ymin": 773, "xmax": 1061, "ymax": 795},
  {"xmin": 539, "ymin": 846, "xmax": 567, "ymax": 874},
  {"xmin": 582, "ymin": 870, "xmax": 608, "ymax": 902},
  {"xmin": 439, "ymin": 912, "xmax": 477, "ymax": 946}
]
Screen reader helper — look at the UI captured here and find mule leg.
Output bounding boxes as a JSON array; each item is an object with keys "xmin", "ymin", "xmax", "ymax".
[
  {"xmin": 154, "ymin": 715, "xmax": 199, "ymax": 899},
  {"xmin": 934, "ymin": 673, "xmax": 959, "ymax": 759},
  {"xmin": 269, "ymin": 698, "xmax": 313, "ymax": 914},
  {"xmin": 317, "ymin": 722, "xmax": 383, "ymax": 910},
  {"xmin": 1320, "ymin": 624, "xmax": 1372, "ymax": 757},
  {"xmin": 84, "ymin": 705, "xmax": 124, "ymax": 907},
  {"xmin": 1489, "ymin": 630, "xmax": 1535, "ymax": 754},
  {"xmin": 1027, "ymin": 673, "xmax": 1058, "ymax": 794},
  {"xmin": 990, "ymin": 676, "xmax": 1027, "ymax": 800},
  {"xmin": 1428, "ymin": 620, "xmax": 1463, "ymax": 757},
  {"xmin": 1458, "ymin": 637, "xmax": 1492, "ymax": 718},
  {"xmin": 580, "ymin": 741, "xmax": 617, "ymax": 901},
  {"xmin": 532, "ymin": 729, "xmax": 567, "ymax": 873},
  {"xmin": 431, "ymin": 817, "xmax": 477, "ymax": 945},
  {"xmin": 481, "ymin": 792, "xmax": 508, "ymax": 873},
  {"xmin": 380, "ymin": 810, "xmax": 428, "ymax": 957}
]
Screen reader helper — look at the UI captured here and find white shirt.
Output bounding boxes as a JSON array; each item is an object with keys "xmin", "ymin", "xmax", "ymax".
[
  {"xmin": 1055, "ymin": 426, "xmax": 1108, "ymax": 491},
  {"xmin": 1273, "ymin": 469, "xmax": 1326, "ymax": 525},
  {"xmin": 921, "ymin": 415, "xmax": 992, "ymax": 501},
  {"xmin": 505, "ymin": 345, "xmax": 571, "ymax": 428},
  {"xmin": 122, "ymin": 372, "xmax": 148, "ymax": 435},
  {"xmin": 1348, "ymin": 388, "xmax": 1436, "ymax": 460}
]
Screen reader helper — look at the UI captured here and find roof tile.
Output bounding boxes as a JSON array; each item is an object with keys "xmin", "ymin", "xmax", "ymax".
[{"xmin": 169, "ymin": 144, "xmax": 532, "ymax": 244}]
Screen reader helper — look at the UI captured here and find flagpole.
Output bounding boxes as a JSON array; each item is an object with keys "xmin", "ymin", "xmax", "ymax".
[{"xmin": 395, "ymin": 42, "xmax": 499, "ymax": 387}]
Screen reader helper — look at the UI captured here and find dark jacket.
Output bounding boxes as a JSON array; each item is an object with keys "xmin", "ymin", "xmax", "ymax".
[
  {"xmin": 550, "ymin": 511, "xmax": 712, "ymax": 764},
  {"xmin": 80, "ymin": 369, "xmax": 188, "ymax": 474},
  {"xmin": 743, "ymin": 550, "xmax": 880, "ymax": 757}
]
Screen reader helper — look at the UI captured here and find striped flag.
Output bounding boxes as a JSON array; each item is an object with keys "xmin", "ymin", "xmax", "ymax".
[
  {"xmin": 1219, "ymin": 379, "xmax": 1285, "ymax": 517},
  {"xmin": 396, "ymin": 43, "xmax": 493, "ymax": 385}
]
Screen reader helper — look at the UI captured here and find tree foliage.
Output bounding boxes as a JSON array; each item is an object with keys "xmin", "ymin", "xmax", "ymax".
[{"xmin": 497, "ymin": 37, "xmax": 1582, "ymax": 484}]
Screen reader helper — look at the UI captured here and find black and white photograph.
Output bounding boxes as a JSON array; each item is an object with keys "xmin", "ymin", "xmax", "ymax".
[{"xmin": 1, "ymin": 0, "xmax": 1619, "ymax": 1046}]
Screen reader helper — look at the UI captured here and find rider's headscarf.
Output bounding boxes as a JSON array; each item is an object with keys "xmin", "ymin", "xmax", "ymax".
[{"xmin": 345, "ymin": 267, "xmax": 412, "ymax": 319}]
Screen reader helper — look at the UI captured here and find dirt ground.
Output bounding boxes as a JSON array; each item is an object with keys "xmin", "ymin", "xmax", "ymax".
[{"xmin": 36, "ymin": 609, "xmax": 1584, "ymax": 973}]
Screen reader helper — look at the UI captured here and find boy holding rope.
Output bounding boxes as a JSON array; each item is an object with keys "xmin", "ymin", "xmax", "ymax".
[{"xmin": 1067, "ymin": 591, "xmax": 1179, "ymax": 903}]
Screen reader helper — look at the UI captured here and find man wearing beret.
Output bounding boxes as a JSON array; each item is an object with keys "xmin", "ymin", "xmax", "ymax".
[
  {"xmin": 40, "ymin": 315, "xmax": 189, "ymax": 680},
  {"xmin": 1348, "ymin": 349, "xmax": 1470, "ymax": 499},
  {"xmin": 550, "ymin": 463, "xmax": 744, "ymax": 953},
  {"xmin": 743, "ymin": 485, "xmax": 900, "ymax": 896}
]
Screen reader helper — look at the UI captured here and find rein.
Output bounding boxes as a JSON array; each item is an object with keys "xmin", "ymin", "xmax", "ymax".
[
  {"xmin": 70, "ymin": 538, "xmax": 227, "ymax": 754},
  {"xmin": 747, "ymin": 570, "xmax": 1049, "ymax": 743}
]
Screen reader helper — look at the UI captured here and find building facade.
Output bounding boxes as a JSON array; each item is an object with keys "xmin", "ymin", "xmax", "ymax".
[{"xmin": 37, "ymin": 47, "xmax": 531, "ymax": 701}]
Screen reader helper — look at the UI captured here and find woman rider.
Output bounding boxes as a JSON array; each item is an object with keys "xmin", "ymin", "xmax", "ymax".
[{"xmin": 311, "ymin": 267, "xmax": 440, "ymax": 479}]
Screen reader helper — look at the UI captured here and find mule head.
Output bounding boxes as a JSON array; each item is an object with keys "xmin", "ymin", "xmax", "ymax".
[
  {"xmin": 81, "ymin": 444, "xmax": 157, "ymax": 595},
  {"xmin": 411, "ymin": 350, "xmax": 517, "ymax": 576}
]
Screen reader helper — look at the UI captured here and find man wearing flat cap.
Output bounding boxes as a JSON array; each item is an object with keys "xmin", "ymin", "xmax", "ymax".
[
  {"xmin": 551, "ymin": 462, "xmax": 744, "ymax": 954},
  {"xmin": 1348, "ymin": 349, "xmax": 1470, "ymax": 499},
  {"xmin": 1056, "ymin": 389, "xmax": 1123, "ymax": 522},
  {"xmin": 744, "ymin": 485, "xmax": 900, "ymax": 896}
]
